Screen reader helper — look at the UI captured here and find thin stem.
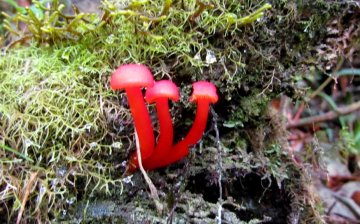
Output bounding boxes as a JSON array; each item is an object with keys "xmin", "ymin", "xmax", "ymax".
[
  {"xmin": 135, "ymin": 131, "xmax": 163, "ymax": 214},
  {"xmin": 126, "ymin": 87, "xmax": 155, "ymax": 159},
  {"xmin": 181, "ymin": 100, "xmax": 210, "ymax": 146},
  {"xmin": 143, "ymin": 98, "xmax": 174, "ymax": 169},
  {"xmin": 144, "ymin": 100, "xmax": 211, "ymax": 169},
  {"xmin": 154, "ymin": 98, "xmax": 174, "ymax": 152}
]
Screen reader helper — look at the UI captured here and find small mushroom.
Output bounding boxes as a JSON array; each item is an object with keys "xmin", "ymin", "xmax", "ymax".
[
  {"xmin": 144, "ymin": 81, "xmax": 218, "ymax": 170},
  {"xmin": 110, "ymin": 64, "xmax": 155, "ymax": 160},
  {"xmin": 128, "ymin": 80, "xmax": 179, "ymax": 172},
  {"xmin": 180, "ymin": 81, "xmax": 218, "ymax": 146}
]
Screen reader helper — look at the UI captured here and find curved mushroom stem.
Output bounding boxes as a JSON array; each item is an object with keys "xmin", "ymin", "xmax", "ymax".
[
  {"xmin": 142, "ymin": 98, "xmax": 174, "ymax": 168},
  {"xmin": 179, "ymin": 100, "xmax": 210, "ymax": 146},
  {"xmin": 144, "ymin": 141, "xmax": 188, "ymax": 170},
  {"xmin": 125, "ymin": 87, "xmax": 155, "ymax": 160},
  {"xmin": 128, "ymin": 98, "xmax": 174, "ymax": 172},
  {"xmin": 144, "ymin": 100, "xmax": 211, "ymax": 170}
]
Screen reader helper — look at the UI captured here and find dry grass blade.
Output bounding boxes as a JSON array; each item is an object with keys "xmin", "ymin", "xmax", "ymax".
[
  {"xmin": 16, "ymin": 171, "xmax": 38, "ymax": 224},
  {"xmin": 135, "ymin": 132, "xmax": 163, "ymax": 214}
]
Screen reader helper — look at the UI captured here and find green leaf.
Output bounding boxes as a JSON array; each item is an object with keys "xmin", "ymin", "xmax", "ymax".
[
  {"xmin": 29, "ymin": 4, "xmax": 44, "ymax": 20},
  {"xmin": 336, "ymin": 68, "xmax": 360, "ymax": 77},
  {"xmin": 4, "ymin": 0, "xmax": 26, "ymax": 14},
  {"xmin": 0, "ymin": 143, "xmax": 34, "ymax": 163},
  {"xmin": 223, "ymin": 121, "xmax": 244, "ymax": 128},
  {"xmin": 318, "ymin": 92, "xmax": 338, "ymax": 110},
  {"xmin": 318, "ymin": 92, "xmax": 348, "ymax": 127}
]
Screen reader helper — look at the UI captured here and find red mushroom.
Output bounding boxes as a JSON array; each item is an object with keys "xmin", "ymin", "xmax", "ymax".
[
  {"xmin": 128, "ymin": 80, "xmax": 179, "ymax": 172},
  {"xmin": 177, "ymin": 81, "xmax": 218, "ymax": 146},
  {"xmin": 110, "ymin": 64, "xmax": 155, "ymax": 160},
  {"xmin": 145, "ymin": 81, "xmax": 218, "ymax": 170}
]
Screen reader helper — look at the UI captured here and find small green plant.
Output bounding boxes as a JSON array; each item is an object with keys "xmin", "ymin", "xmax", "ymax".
[
  {"xmin": 2, "ymin": 0, "xmax": 103, "ymax": 45},
  {"xmin": 340, "ymin": 122, "xmax": 360, "ymax": 155},
  {"xmin": 4, "ymin": 0, "xmax": 27, "ymax": 14},
  {"xmin": 264, "ymin": 144, "xmax": 289, "ymax": 183}
]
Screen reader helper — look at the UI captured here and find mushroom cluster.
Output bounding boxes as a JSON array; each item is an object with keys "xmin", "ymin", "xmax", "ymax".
[{"xmin": 110, "ymin": 64, "xmax": 218, "ymax": 172}]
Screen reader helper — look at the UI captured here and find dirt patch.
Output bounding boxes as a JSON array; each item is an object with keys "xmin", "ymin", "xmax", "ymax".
[{"xmin": 186, "ymin": 169, "xmax": 292, "ymax": 223}]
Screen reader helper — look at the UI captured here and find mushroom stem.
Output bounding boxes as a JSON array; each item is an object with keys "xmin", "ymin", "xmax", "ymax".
[
  {"xmin": 180, "ymin": 100, "xmax": 210, "ymax": 146},
  {"xmin": 154, "ymin": 98, "xmax": 174, "ymax": 150},
  {"xmin": 126, "ymin": 87, "xmax": 155, "ymax": 160},
  {"xmin": 144, "ymin": 141, "xmax": 188, "ymax": 170},
  {"xmin": 144, "ymin": 100, "xmax": 211, "ymax": 170},
  {"xmin": 142, "ymin": 98, "xmax": 174, "ymax": 168}
]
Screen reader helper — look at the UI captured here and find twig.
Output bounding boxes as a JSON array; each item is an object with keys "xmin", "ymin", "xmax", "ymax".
[
  {"xmin": 16, "ymin": 171, "xmax": 38, "ymax": 224},
  {"xmin": 289, "ymin": 60, "xmax": 358, "ymax": 127},
  {"xmin": 287, "ymin": 101, "xmax": 360, "ymax": 129},
  {"xmin": 332, "ymin": 193, "xmax": 360, "ymax": 220},
  {"xmin": 310, "ymin": 57, "xmax": 344, "ymax": 99},
  {"xmin": 309, "ymin": 76, "xmax": 334, "ymax": 99},
  {"xmin": 4, "ymin": 35, "xmax": 32, "ymax": 51},
  {"xmin": 135, "ymin": 132, "xmax": 163, "ymax": 214},
  {"xmin": 257, "ymin": 70, "xmax": 279, "ymax": 96},
  {"xmin": 189, "ymin": 0, "xmax": 214, "ymax": 22},
  {"xmin": 293, "ymin": 102, "xmax": 305, "ymax": 121}
]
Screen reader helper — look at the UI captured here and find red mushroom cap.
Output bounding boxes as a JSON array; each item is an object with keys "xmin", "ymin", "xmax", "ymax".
[
  {"xmin": 189, "ymin": 81, "xmax": 218, "ymax": 103},
  {"xmin": 110, "ymin": 64, "xmax": 154, "ymax": 90},
  {"xmin": 145, "ymin": 80, "xmax": 180, "ymax": 103}
]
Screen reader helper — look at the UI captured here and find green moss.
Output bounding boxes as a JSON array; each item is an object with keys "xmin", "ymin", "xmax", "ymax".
[
  {"xmin": 0, "ymin": 44, "xmax": 123, "ymax": 222},
  {"xmin": 224, "ymin": 93, "xmax": 269, "ymax": 128}
]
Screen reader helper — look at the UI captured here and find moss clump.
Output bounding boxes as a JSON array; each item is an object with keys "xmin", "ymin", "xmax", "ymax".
[{"xmin": 0, "ymin": 45, "xmax": 124, "ymax": 222}]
